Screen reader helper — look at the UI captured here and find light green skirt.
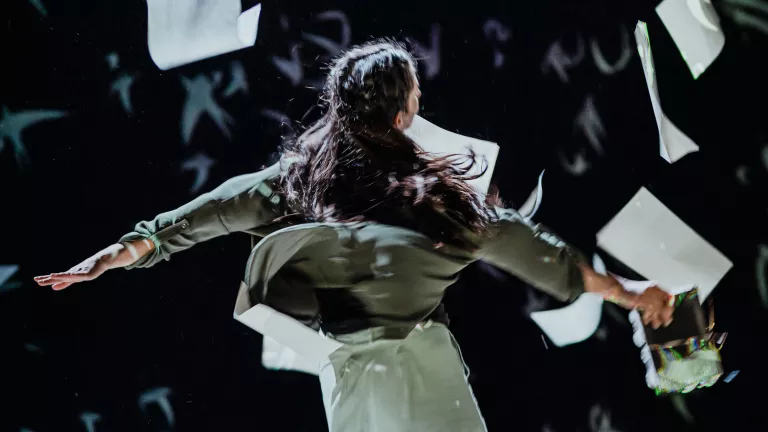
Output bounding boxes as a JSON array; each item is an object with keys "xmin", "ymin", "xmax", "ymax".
[{"xmin": 319, "ymin": 321, "xmax": 488, "ymax": 432}]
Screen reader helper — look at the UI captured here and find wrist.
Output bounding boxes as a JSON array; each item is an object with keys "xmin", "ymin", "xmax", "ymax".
[
  {"xmin": 580, "ymin": 265, "xmax": 637, "ymax": 309},
  {"xmin": 603, "ymin": 284, "xmax": 639, "ymax": 309},
  {"xmin": 97, "ymin": 243, "xmax": 127, "ymax": 269}
]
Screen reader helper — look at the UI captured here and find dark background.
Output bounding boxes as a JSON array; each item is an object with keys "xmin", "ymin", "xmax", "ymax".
[{"xmin": 3, "ymin": 0, "xmax": 768, "ymax": 430}]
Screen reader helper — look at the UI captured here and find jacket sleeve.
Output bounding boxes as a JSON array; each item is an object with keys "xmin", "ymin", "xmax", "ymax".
[
  {"xmin": 119, "ymin": 163, "xmax": 285, "ymax": 269},
  {"xmin": 479, "ymin": 207, "xmax": 587, "ymax": 302}
]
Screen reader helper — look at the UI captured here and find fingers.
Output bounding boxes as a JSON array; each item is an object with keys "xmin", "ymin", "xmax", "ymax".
[
  {"xmin": 52, "ymin": 282, "xmax": 73, "ymax": 290},
  {"xmin": 34, "ymin": 275, "xmax": 57, "ymax": 286},
  {"xmin": 641, "ymin": 308, "xmax": 674, "ymax": 329},
  {"xmin": 642, "ymin": 310, "xmax": 653, "ymax": 327},
  {"xmin": 34, "ymin": 273, "xmax": 86, "ymax": 287},
  {"xmin": 661, "ymin": 307, "xmax": 673, "ymax": 327},
  {"xmin": 652, "ymin": 316, "xmax": 664, "ymax": 330}
]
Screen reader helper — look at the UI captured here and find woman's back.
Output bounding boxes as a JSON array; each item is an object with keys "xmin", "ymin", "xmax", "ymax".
[
  {"xmin": 255, "ymin": 221, "xmax": 477, "ymax": 334},
  {"xmin": 278, "ymin": 40, "xmax": 496, "ymax": 251}
]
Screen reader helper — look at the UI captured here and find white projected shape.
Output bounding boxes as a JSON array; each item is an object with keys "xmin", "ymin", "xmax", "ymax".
[
  {"xmin": 574, "ymin": 95, "xmax": 605, "ymax": 155},
  {"xmin": 105, "ymin": 52, "xmax": 119, "ymax": 70},
  {"xmin": 181, "ymin": 152, "xmax": 216, "ymax": 194},
  {"xmin": 597, "ymin": 187, "xmax": 732, "ymax": 302},
  {"xmin": 589, "ymin": 405, "xmax": 622, "ymax": 432},
  {"xmin": 656, "ymin": 0, "xmax": 725, "ymax": 79},
  {"xmin": 138, "ymin": 387, "xmax": 175, "ymax": 427},
  {"xmin": 222, "ymin": 61, "xmax": 249, "ymax": 97},
  {"xmin": 180, "ymin": 74, "xmax": 233, "ymax": 144},
  {"xmin": 635, "ymin": 22, "xmax": 700, "ymax": 163},
  {"xmin": 302, "ymin": 10, "xmax": 351, "ymax": 57},
  {"xmin": 28, "ymin": 0, "xmax": 47, "ymax": 16},
  {"xmin": 757, "ymin": 244, "xmax": 768, "ymax": 309},
  {"xmin": 0, "ymin": 106, "xmax": 67, "ymax": 167},
  {"xmin": 541, "ymin": 37, "xmax": 586, "ymax": 84},
  {"xmin": 110, "ymin": 74, "xmax": 137, "ymax": 114},
  {"xmin": 271, "ymin": 44, "xmax": 303, "ymax": 86},
  {"xmin": 590, "ymin": 26, "xmax": 633, "ymax": 76},
  {"xmin": 147, "ymin": 1, "xmax": 262, "ymax": 70},
  {"xmin": 559, "ymin": 148, "xmax": 591, "ymax": 176},
  {"xmin": 483, "ymin": 19, "xmax": 512, "ymax": 68},
  {"xmin": 408, "ymin": 24, "xmax": 442, "ymax": 80},
  {"xmin": 404, "ymin": 115, "xmax": 499, "ymax": 194},
  {"xmin": 725, "ymin": 1, "xmax": 768, "ymax": 36},
  {"xmin": 762, "ymin": 143, "xmax": 768, "ymax": 170},
  {"xmin": 79, "ymin": 412, "xmax": 101, "ymax": 432}
]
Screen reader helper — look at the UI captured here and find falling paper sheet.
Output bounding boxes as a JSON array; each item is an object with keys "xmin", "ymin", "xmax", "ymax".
[
  {"xmin": 530, "ymin": 292, "xmax": 605, "ymax": 347},
  {"xmin": 656, "ymin": 0, "xmax": 725, "ymax": 79},
  {"xmin": 234, "ymin": 280, "xmax": 341, "ymax": 371},
  {"xmin": 517, "ymin": 170, "xmax": 546, "ymax": 220},
  {"xmin": 236, "ymin": 302, "xmax": 342, "ymax": 365},
  {"xmin": 635, "ymin": 22, "xmax": 700, "ymax": 163},
  {"xmin": 529, "ymin": 254, "xmax": 607, "ymax": 347},
  {"xmin": 404, "ymin": 115, "xmax": 499, "ymax": 194},
  {"xmin": 147, "ymin": 1, "xmax": 262, "ymax": 70},
  {"xmin": 597, "ymin": 187, "xmax": 732, "ymax": 302},
  {"xmin": 262, "ymin": 334, "xmax": 324, "ymax": 375}
]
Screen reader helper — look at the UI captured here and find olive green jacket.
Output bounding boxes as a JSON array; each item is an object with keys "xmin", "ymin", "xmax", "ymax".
[{"xmin": 119, "ymin": 163, "xmax": 586, "ymax": 331}]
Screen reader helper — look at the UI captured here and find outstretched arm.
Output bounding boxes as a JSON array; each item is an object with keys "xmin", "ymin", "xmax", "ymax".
[
  {"xmin": 120, "ymin": 163, "xmax": 284, "ymax": 269},
  {"xmin": 35, "ymin": 163, "xmax": 285, "ymax": 289},
  {"xmin": 480, "ymin": 207, "xmax": 673, "ymax": 328}
]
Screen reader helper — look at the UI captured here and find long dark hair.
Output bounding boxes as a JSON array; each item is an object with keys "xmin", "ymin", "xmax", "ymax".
[{"xmin": 278, "ymin": 39, "xmax": 499, "ymax": 248}]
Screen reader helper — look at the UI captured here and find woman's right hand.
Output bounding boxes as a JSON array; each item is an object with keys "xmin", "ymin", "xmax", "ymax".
[
  {"xmin": 34, "ymin": 255, "xmax": 112, "ymax": 290},
  {"xmin": 34, "ymin": 241, "xmax": 153, "ymax": 291}
]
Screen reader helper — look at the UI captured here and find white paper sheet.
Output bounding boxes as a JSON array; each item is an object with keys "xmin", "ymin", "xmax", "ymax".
[
  {"xmin": 529, "ymin": 254, "xmax": 607, "ymax": 347},
  {"xmin": 261, "ymin": 334, "xmax": 325, "ymax": 375},
  {"xmin": 147, "ymin": 1, "xmax": 262, "ymax": 70},
  {"xmin": 404, "ymin": 115, "xmax": 499, "ymax": 194},
  {"xmin": 635, "ymin": 22, "xmax": 700, "ymax": 163},
  {"xmin": 656, "ymin": 0, "xmax": 725, "ymax": 79},
  {"xmin": 530, "ymin": 292, "xmax": 605, "ymax": 347},
  {"xmin": 235, "ymin": 304, "xmax": 342, "ymax": 365},
  {"xmin": 517, "ymin": 170, "xmax": 545, "ymax": 220},
  {"xmin": 596, "ymin": 187, "xmax": 732, "ymax": 302}
]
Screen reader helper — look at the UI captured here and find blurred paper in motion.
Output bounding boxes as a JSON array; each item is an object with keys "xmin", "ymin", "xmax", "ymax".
[
  {"xmin": 656, "ymin": 0, "xmax": 725, "ymax": 79},
  {"xmin": 635, "ymin": 22, "xmax": 700, "ymax": 163},
  {"xmin": 530, "ymin": 292, "xmax": 604, "ymax": 347},
  {"xmin": 405, "ymin": 115, "xmax": 499, "ymax": 194},
  {"xmin": 597, "ymin": 187, "xmax": 732, "ymax": 302},
  {"xmin": 147, "ymin": 1, "xmax": 262, "ymax": 70},
  {"xmin": 262, "ymin": 335, "xmax": 322, "ymax": 375}
]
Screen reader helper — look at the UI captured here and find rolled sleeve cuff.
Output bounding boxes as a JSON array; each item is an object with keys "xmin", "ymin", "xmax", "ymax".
[{"xmin": 118, "ymin": 218, "xmax": 190, "ymax": 269}]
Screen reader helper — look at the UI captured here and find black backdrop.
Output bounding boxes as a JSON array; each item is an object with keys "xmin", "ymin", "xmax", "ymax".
[{"xmin": 3, "ymin": 0, "xmax": 768, "ymax": 431}]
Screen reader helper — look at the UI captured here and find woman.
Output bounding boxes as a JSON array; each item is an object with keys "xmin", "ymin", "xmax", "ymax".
[{"xmin": 35, "ymin": 40, "xmax": 673, "ymax": 431}]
